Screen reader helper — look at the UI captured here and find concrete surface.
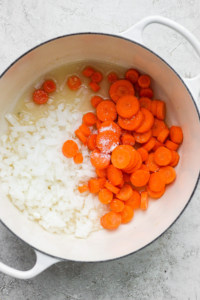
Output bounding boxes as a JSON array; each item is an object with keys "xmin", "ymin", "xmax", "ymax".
[{"xmin": 0, "ymin": 0, "xmax": 200, "ymax": 299}]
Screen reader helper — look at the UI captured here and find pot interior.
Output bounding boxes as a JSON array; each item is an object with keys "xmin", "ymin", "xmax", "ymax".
[{"xmin": 0, "ymin": 33, "xmax": 199, "ymax": 261}]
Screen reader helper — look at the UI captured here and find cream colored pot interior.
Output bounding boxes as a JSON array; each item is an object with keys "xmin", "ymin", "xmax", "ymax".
[{"xmin": 0, "ymin": 34, "xmax": 199, "ymax": 261}]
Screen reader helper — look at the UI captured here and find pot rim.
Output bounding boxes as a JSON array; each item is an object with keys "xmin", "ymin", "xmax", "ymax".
[{"xmin": 0, "ymin": 32, "xmax": 199, "ymax": 263}]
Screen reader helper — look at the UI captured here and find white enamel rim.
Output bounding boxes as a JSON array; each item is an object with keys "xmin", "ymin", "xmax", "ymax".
[{"xmin": 0, "ymin": 15, "xmax": 199, "ymax": 279}]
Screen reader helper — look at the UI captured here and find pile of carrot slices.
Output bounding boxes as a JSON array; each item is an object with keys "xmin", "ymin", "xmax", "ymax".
[{"xmin": 61, "ymin": 67, "xmax": 183, "ymax": 231}]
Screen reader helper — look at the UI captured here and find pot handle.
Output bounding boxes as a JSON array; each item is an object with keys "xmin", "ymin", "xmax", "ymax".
[
  {"xmin": 0, "ymin": 249, "xmax": 61, "ymax": 279},
  {"xmin": 120, "ymin": 15, "xmax": 200, "ymax": 100}
]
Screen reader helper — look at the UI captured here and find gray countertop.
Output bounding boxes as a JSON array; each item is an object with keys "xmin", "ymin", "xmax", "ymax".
[{"xmin": 0, "ymin": 0, "xmax": 200, "ymax": 299}]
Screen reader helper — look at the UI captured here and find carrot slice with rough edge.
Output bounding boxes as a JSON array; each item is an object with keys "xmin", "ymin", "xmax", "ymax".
[
  {"xmin": 120, "ymin": 205, "xmax": 134, "ymax": 223},
  {"xmin": 134, "ymin": 130, "xmax": 152, "ymax": 144},
  {"xmin": 89, "ymin": 81, "xmax": 100, "ymax": 92},
  {"xmin": 98, "ymin": 177, "xmax": 106, "ymax": 189},
  {"xmin": 111, "ymin": 145, "xmax": 131, "ymax": 169},
  {"xmin": 148, "ymin": 172, "xmax": 165, "ymax": 192},
  {"xmin": 107, "ymin": 72, "xmax": 118, "ymax": 83},
  {"xmin": 67, "ymin": 75, "xmax": 81, "ymax": 90},
  {"xmin": 96, "ymin": 100, "xmax": 117, "ymax": 122},
  {"xmin": 159, "ymin": 166, "xmax": 176, "ymax": 184},
  {"xmin": 153, "ymin": 140, "xmax": 164, "ymax": 151},
  {"xmin": 96, "ymin": 131, "xmax": 119, "ymax": 153},
  {"xmin": 82, "ymin": 112, "xmax": 97, "ymax": 126},
  {"xmin": 105, "ymin": 181, "xmax": 120, "ymax": 194},
  {"xmin": 151, "ymin": 100, "xmax": 158, "ymax": 116},
  {"xmin": 156, "ymin": 100, "xmax": 166, "ymax": 120},
  {"xmin": 140, "ymin": 191, "xmax": 148, "ymax": 210},
  {"xmin": 110, "ymin": 199, "xmax": 125, "ymax": 213},
  {"xmin": 75, "ymin": 129, "xmax": 87, "ymax": 145},
  {"xmin": 170, "ymin": 151, "xmax": 180, "ymax": 167},
  {"xmin": 79, "ymin": 124, "xmax": 91, "ymax": 137},
  {"xmin": 33, "ymin": 89, "xmax": 48, "ymax": 104},
  {"xmin": 82, "ymin": 66, "xmax": 95, "ymax": 77},
  {"xmin": 107, "ymin": 165, "xmax": 123, "ymax": 186},
  {"xmin": 109, "ymin": 79, "xmax": 135, "ymax": 103},
  {"xmin": 135, "ymin": 108, "xmax": 154, "ymax": 133},
  {"xmin": 154, "ymin": 146, "xmax": 172, "ymax": 166},
  {"xmin": 62, "ymin": 140, "xmax": 78, "ymax": 158},
  {"xmin": 90, "ymin": 149, "xmax": 110, "ymax": 169},
  {"xmin": 98, "ymin": 188, "xmax": 113, "ymax": 204},
  {"xmin": 125, "ymin": 68, "xmax": 139, "ymax": 84},
  {"xmin": 91, "ymin": 95, "xmax": 103, "ymax": 108},
  {"xmin": 121, "ymin": 134, "xmax": 135, "ymax": 146},
  {"xmin": 78, "ymin": 184, "xmax": 88, "ymax": 193},
  {"xmin": 87, "ymin": 134, "xmax": 97, "ymax": 150},
  {"xmin": 96, "ymin": 168, "xmax": 107, "ymax": 178},
  {"xmin": 130, "ymin": 170, "xmax": 150, "ymax": 187},
  {"xmin": 147, "ymin": 186, "xmax": 165, "ymax": 199},
  {"xmin": 137, "ymin": 147, "xmax": 149, "ymax": 162},
  {"xmin": 73, "ymin": 152, "xmax": 83, "ymax": 164},
  {"xmin": 145, "ymin": 153, "xmax": 159, "ymax": 172},
  {"xmin": 118, "ymin": 110, "xmax": 144, "ymax": 131},
  {"xmin": 99, "ymin": 121, "xmax": 121, "ymax": 137},
  {"xmin": 116, "ymin": 95, "xmax": 140, "ymax": 118},
  {"xmin": 139, "ymin": 88, "xmax": 153, "ymax": 99},
  {"xmin": 138, "ymin": 74, "xmax": 151, "ymax": 88},
  {"xmin": 42, "ymin": 80, "xmax": 56, "ymax": 93},
  {"xmin": 100, "ymin": 211, "xmax": 121, "ymax": 230},
  {"xmin": 126, "ymin": 190, "xmax": 141, "ymax": 210},
  {"xmin": 157, "ymin": 128, "xmax": 169, "ymax": 143},
  {"xmin": 139, "ymin": 97, "xmax": 152, "ymax": 111},
  {"xmin": 169, "ymin": 126, "xmax": 183, "ymax": 144},
  {"xmin": 143, "ymin": 137, "xmax": 156, "ymax": 152},
  {"xmin": 116, "ymin": 184, "xmax": 133, "ymax": 201},
  {"xmin": 88, "ymin": 178, "xmax": 100, "ymax": 193},
  {"xmin": 165, "ymin": 140, "xmax": 179, "ymax": 151},
  {"xmin": 91, "ymin": 71, "xmax": 103, "ymax": 83}
]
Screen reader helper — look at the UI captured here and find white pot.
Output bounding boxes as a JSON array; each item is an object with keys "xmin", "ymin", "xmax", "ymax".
[{"xmin": 0, "ymin": 16, "xmax": 199, "ymax": 279}]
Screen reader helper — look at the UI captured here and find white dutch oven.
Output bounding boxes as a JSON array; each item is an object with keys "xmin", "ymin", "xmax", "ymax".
[{"xmin": 0, "ymin": 16, "xmax": 200, "ymax": 279}]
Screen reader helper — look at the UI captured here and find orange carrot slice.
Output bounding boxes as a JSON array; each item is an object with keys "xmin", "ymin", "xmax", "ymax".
[
  {"xmin": 130, "ymin": 170, "xmax": 150, "ymax": 187},
  {"xmin": 118, "ymin": 110, "xmax": 144, "ymax": 131},
  {"xmin": 98, "ymin": 188, "xmax": 113, "ymax": 204},
  {"xmin": 96, "ymin": 100, "xmax": 117, "ymax": 122},
  {"xmin": 91, "ymin": 96, "xmax": 103, "ymax": 108},
  {"xmin": 148, "ymin": 172, "xmax": 165, "ymax": 192},
  {"xmin": 90, "ymin": 149, "xmax": 110, "ymax": 169},
  {"xmin": 109, "ymin": 79, "xmax": 135, "ymax": 103},
  {"xmin": 140, "ymin": 191, "xmax": 148, "ymax": 210},
  {"xmin": 82, "ymin": 112, "xmax": 97, "ymax": 126},
  {"xmin": 159, "ymin": 166, "xmax": 176, "ymax": 184},
  {"xmin": 116, "ymin": 95, "xmax": 140, "ymax": 118},
  {"xmin": 120, "ymin": 205, "xmax": 134, "ymax": 223},
  {"xmin": 33, "ymin": 89, "xmax": 48, "ymax": 104},
  {"xmin": 105, "ymin": 181, "xmax": 120, "ymax": 194},
  {"xmin": 169, "ymin": 126, "xmax": 183, "ymax": 144},
  {"xmin": 125, "ymin": 68, "xmax": 139, "ymax": 84},
  {"xmin": 126, "ymin": 190, "xmax": 141, "ymax": 210},
  {"xmin": 110, "ymin": 199, "xmax": 125, "ymax": 213},
  {"xmin": 88, "ymin": 178, "xmax": 100, "ymax": 193},
  {"xmin": 42, "ymin": 80, "xmax": 56, "ymax": 93},
  {"xmin": 62, "ymin": 140, "xmax": 78, "ymax": 158},
  {"xmin": 67, "ymin": 75, "xmax": 81, "ymax": 90},
  {"xmin": 73, "ymin": 152, "xmax": 83, "ymax": 164},
  {"xmin": 107, "ymin": 165, "xmax": 123, "ymax": 186},
  {"xmin": 111, "ymin": 145, "xmax": 132, "ymax": 169},
  {"xmin": 96, "ymin": 131, "xmax": 119, "ymax": 153},
  {"xmin": 135, "ymin": 108, "xmax": 154, "ymax": 133},
  {"xmin": 116, "ymin": 184, "xmax": 133, "ymax": 201},
  {"xmin": 134, "ymin": 130, "xmax": 152, "ymax": 144},
  {"xmin": 154, "ymin": 146, "xmax": 172, "ymax": 166},
  {"xmin": 100, "ymin": 211, "xmax": 121, "ymax": 230},
  {"xmin": 138, "ymin": 74, "xmax": 151, "ymax": 88}
]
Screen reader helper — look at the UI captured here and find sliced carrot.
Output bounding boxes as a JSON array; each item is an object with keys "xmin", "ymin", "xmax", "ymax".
[
  {"xmin": 156, "ymin": 100, "xmax": 166, "ymax": 120},
  {"xmin": 153, "ymin": 140, "xmax": 164, "ymax": 151},
  {"xmin": 87, "ymin": 134, "xmax": 97, "ymax": 150},
  {"xmin": 110, "ymin": 199, "xmax": 125, "ymax": 213},
  {"xmin": 33, "ymin": 89, "xmax": 48, "ymax": 104},
  {"xmin": 82, "ymin": 112, "xmax": 97, "ymax": 126},
  {"xmin": 99, "ymin": 121, "xmax": 121, "ymax": 137},
  {"xmin": 152, "ymin": 118, "xmax": 167, "ymax": 137},
  {"xmin": 118, "ymin": 110, "xmax": 144, "ymax": 131},
  {"xmin": 75, "ymin": 129, "xmax": 87, "ymax": 145},
  {"xmin": 140, "ymin": 191, "xmax": 148, "ymax": 210},
  {"xmin": 130, "ymin": 170, "xmax": 150, "ymax": 187},
  {"xmin": 107, "ymin": 164, "xmax": 123, "ymax": 186},
  {"xmin": 107, "ymin": 72, "xmax": 118, "ymax": 83},
  {"xmin": 88, "ymin": 178, "xmax": 100, "ymax": 193},
  {"xmin": 137, "ymin": 147, "xmax": 149, "ymax": 162},
  {"xmin": 157, "ymin": 128, "xmax": 169, "ymax": 143},
  {"xmin": 62, "ymin": 140, "xmax": 78, "ymax": 158},
  {"xmin": 73, "ymin": 152, "xmax": 83, "ymax": 164},
  {"xmin": 111, "ymin": 145, "xmax": 132, "ymax": 169},
  {"xmin": 96, "ymin": 168, "xmax": 107, "ymax": 178},
  {"xmin": 109, "ymin": 79, "xmax": 135, "ymax": 103},
  {"xmin": 147, "ymin": 186, "xmax": 165, "ymax": 199},
  {"xmin": 135, "ymin": 108, "xmax": 154, "ymax": 133},
  {"xmin": 125, "ymin": 68, "xmax": 139, "ymax": 84},
  {"xmin": 98, "ymin": 177, "xmax": 106, "ymax": 189},
  {"xmin": 120, "ymin": 205, "xmax": 134, "ymax": 223},
  {"xmin": 134, "ymin": 129, "xmax": 152, "ymax": 144},
  {"xmin": 105, "ymin": 181, "xmax": 120, "ymax": 194},
  {"xmin": 95, "ymin": 119, "xmax": 102, "ymax": 129},
  {"xmin": 169, "ymin": 126, "xmax": 183, "ymax": 144},
  {"xmin": 170, "ymin": 151, "xmax": 180, "ymax": 167},
  {"xmin": 139, "ymin": 97, "xmax": 152, "ymax": 111},
  {"xmin": 91, "ymin": 71, "xmax": 103, "ymax": 83},
  {"xmin": 96, "ymin": 100, "xmax": 117, "ymax": 122},
  {"xmin": 89, "ymin": 81, "xmax": 100, "ymax": 92},
  {"xmin": 139, "ymin": 88, "xmax": 153, "ymax": 99},
  {"xmin": 116, "ymin": 183, "xmax": 133, "ymax": 201},
  {"xmin": 67, "ymin": 75, "xmax": 81, "ymax": 90},
  {"xmin": 98, "ymin": 188, "xmax": 113, "ymax": 204},
  {"xmin": 42, "ymin": 80, "xmax": 56, "ymax": 93},
  {"xmin": 143, "ymin": 137, "xmax": 156, "ymax": 152},
  {"xmin": 148, "ymin": 172, "xmax": 165, "ymax": 192},
  {"xmin": 145, "ymin": 153, "xmax": 159, "ymax": 172},
  {"xmin": 151, "ymin": 100, "xmax": 158, "ymax": 116},
  {"xmin": 91, "ymin": 95, "xmax": 103, "ymax": 108},
  {"xmin": 79, "ymin": 124, "xmax": 91, "ymax": 137},
  {"xmin": 140, "ymin": 164, "xmax": 149, "ymax": 171},
  {"xmin": 125, "ymin": 151, "xmax": 142, "ymax": 173},
  {"xmin": 165, "ymin": 140, "xmax": 179, "ymax": 151},
  {"xmin": 121, "ymin": 134, "xmax": 135, "ymax": 146},
  {"xmin": 159, "ymin": 166, "xmax": 176, "ymax": 184},
  {"xmin": 126, "ymin": 190, "xmax": 141, "ymax": 210},
  {"xmin": 78, "ymin": 184, "xmax": 88, "ymax": 193},
  {"xmin": 122, "ymin": 146, "xmax": 138, "ymax": 172},
  {"xmin": 96, "ymin": 131, "xmax": 119, "ymax": 153},
  {"xmin": 90, "ymin": 149, "xmax": 110, "ymax": 169},
  {"xmin": 100, "ymin": 211, "xmax": 121, "ymax": 230},
  {"xmin": 138, "ymin": 74, "xmax": 151, "ymax": 88},
  {"xmin": 116, "ymin": 95, "xmax": 140, "ymax": 118},
  {"xmin": 82, "ymin": 66, "xmax": 95, "ymax": 77},
  {"xmin": 154, "ymin": 146, "xmax": 172, "ymax": 166}
]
